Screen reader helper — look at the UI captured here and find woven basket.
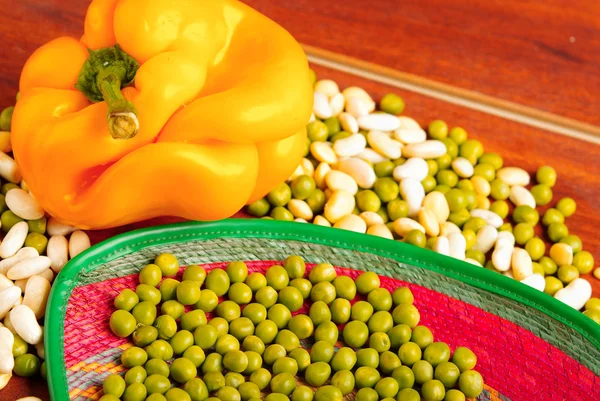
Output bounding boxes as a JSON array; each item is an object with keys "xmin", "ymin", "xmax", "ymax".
[{"xmin": 45, "ymin": 219, "xmax": 600, "ymax": 401}]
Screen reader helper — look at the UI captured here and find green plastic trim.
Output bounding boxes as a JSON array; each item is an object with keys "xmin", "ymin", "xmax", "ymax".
[{"xmin": 45, "ymin": 219, "xmax": 600, "ymax": 400}]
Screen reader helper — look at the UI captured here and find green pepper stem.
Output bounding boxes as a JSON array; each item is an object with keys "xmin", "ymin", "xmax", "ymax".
[{"xmin": 97, "ymin": 68, "xmax": 139, "ymax": 139}]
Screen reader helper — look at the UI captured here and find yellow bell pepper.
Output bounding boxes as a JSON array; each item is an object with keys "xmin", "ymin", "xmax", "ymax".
[{"xmin": 11, "ymin": 0, "xmax": 313, "ymax": 229}]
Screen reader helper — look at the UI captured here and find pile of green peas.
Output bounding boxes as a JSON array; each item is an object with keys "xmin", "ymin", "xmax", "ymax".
[
  {"xmin": 102, "ymin": 253, "xmax": 484, "ymax": 401},
  {"xmin": 244, "ymin": 71, "xmax": 598, "ymax": 323}
]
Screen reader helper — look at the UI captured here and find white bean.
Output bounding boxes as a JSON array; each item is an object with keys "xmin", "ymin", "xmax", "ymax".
[
  {"xmin": 345, "ymin": 97, "xmax": 370, "ymax": 118},
  {"xmin": 549, "ymin": 243, "xmax": 573, "ymax": 266},
  {"xmin": 342, "ymin": 87, "xmax": 376, "ymax": 112},
  {"xmin": 471, "ymin": 176, "xmax": 491, "ymax": 197},
  {"xmin": 329, "ymin": 93, "xmax": 345, "ymax": 116},
  {"xmin": 433, "ymin": 236, "xmax": 450, "ymax": 256},
  {"xmin": 0, "ymin": 152, "xmax": 22, "ymax": 183},
  {"xmin": 393, "ymin": 218, "xmax": 425, "ymax": 237},
  {"xmin": 294, "ymin": 218, "xmax": 308, "ymax": 223},
  {"xmin": 337, "ymin": 158, "xmax": 376, "ymax": 189},
  {"xmin": 397, "ymin": 116, "xmax": 421, "ymax": 130},
  {"xmin": 0, "ymin": 327, "xmax": 14, "ymax": 374},
  {"xmin": 472, "ymin": 225, "xmax": 499, "ymax": 254},
  {"xmin": 418, "ymin": 208, "xmax": 440, "ymax": 237},
  {"xmin": 0, "ymin": 372, "xmax": 11, "ymax": 390},
  {"xmin": 10, "ymin": 304, "xmax": 43, "ymax": 345},
  {"xmin": 325, "ymin": 170, "xmax": 358, "ymax": 195},
  {"xmin": 356, "ymin": 148, "xmax": 389, "ymax": 164},
  {"xmin": 37, "ymin": 269, "xmax": 54, "ymax": 283},
  {"xmin": 23, "ymin": 275, "xmax": 51, "ymax": 320},
  {"xmin": 422, "ymin": 191, "xmax": 449, "ymax": 224},
  {"xmin": 402, "ymin": 140, "xmax": 446, "ymax": 159},
  {"xmin": 448, "ymin": 232, "xmax": 466, "ymax": 260},
  {"xmin": 17, "ymin": 397, "xmax": 43, "ymax": 401},
  {"xmin": 470, "ymin": 209, "xmax": 503, "ymax": 228},
  {"xmin": 324, "ymin": 190, "xmax": 355, "ymax": 224},
  {"xmin": 509, "ymin": 186, "xmax": 536, "ymax": 208},
  {"xmin": 314, "ymin": 163, "xmax": 331, "ymax": 190},
  {"xmin": 393, "ymin": 157, "xmax": 428, "ymax": 181},
  {"xmin": 313, "ymin": 215, "xmax": 332, "ymax": 227},
  {"xmin": 310, "ymin": 142, "xmax": 338, "ymax": 164},
  {"xmin": 0, "ymin": 286, "xmax": 21, "ymax": 320},
  {"xmin": 366, "ymin": 224, "xmax": 394, "ymax": 240},
  {"xmin": 314, "ymin": 79, "xmax": 340, "ymax": 98},
  {"xmin": 393, "ymin": 128, "xmax": 427, "ymax": 144},
  {"xmin": 333, "ymin": 134, "xmax": 366, "ymax": 157},
  {"xmin": 520, "ymin": 274, "xmax": 545, "ymax": 292},
  {"xmin": 359, "ymin": 212, "xmax": 384, "ymax": 227},
  {"xmin": 497, "ymin": 167, "xmax": 530, "ymax": 187},
  {"xmin": 34, "ymin": 331, "xmax": 44, "ymax": 360},
  {"xmin": 287, "ymin": 200, "xmax": 313, "ymax": 221},
  {"xmin": 47, "ymin": 217, "xmax": 77, "ymax": 237},
  {"xmin": 439, "ymin": 221, "xmax": 461, "ymax": 237},
  {"xmin": 0, "ymin": 247, "xmax": 39, "ymax": 276},
  {"xmin": 334, "ymin": 214, "xmax": 367, "ymax": 233},
  {"xmin": 7, "ymin": 256, "xmax": 52, "ymax": 281},
  {"xmin": 47, "ymin": 235, "xmax": 69, "ymax": 274},
  {"xmin": 338, "ymin": 113, "xmax": 359, "ymax": 134},
  {"xmin": 0, "ymin": 221, "xmax": 29, "ymax": 259},
  {"xmin": 69, "ymin": 230, "xmax": 91, "ymax": 259},
  {"xmin": 511, "ymin": 248, "xmax": 533, "ymax": 281},
  {"xmin": 313, "ymin": 92, "xmax": 333, "ymax": 119},
  {"xmin": 451, "ymin": 157, "xmax": 474, "ymax": 178},
  {"xmin": 0, "ymin": 274, "xmax": 13, "ymax": 291},
  {"xmin": 367, "ymin": 131, "xmax": 402, "ymax": 159},
  {"xmin": 492, "ymin": 231, "xmax": 515, "ymax": 272},
  {"xmin": 357, "ymin": 114, "xmax": 401, "ymax": 132},
  {"xmin": 5, "ymin": 189, "xmax": 45, "ymax": 220},
  {"xmin": 399, "ymin": 178, "xmax": 425, "ymax": 218},
  {"xmin": 14, "ymin": 279, "xmax": 27, "ymax": 293},
  {"xmin": 554, "ymin": 278, "xmax": 592, "ymax": 310}
]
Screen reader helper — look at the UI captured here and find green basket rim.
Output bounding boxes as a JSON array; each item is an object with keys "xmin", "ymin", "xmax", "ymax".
[{"xmin": 45, "ymin": 219, "xmax": 600, "ymax": 400}]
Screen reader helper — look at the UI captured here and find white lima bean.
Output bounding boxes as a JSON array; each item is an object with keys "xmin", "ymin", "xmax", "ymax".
[
  {"xmin": 47, "ymin": 235, "xmax": 69, "ymax": 274},
  {"xmin": 0, "ymin": 221, "xmax": 29, "ymax": 259},
  {"xmin": 10, "ymin": 304, "xmax": 43, "ymax": 345},
  {"xmin": 7, "ymin": 256, "xmax": 52, "ymax": 281},
  {"xmin": 338, "ymin": 113, "xmax": 359, "ymax": 134},
  {"xmin": 0, "ymin": 372, "xmax": 11, "ymax": 390},
  {"xmin": 0, "ymin": 247, "xmax": 39, "ymax": 276},
  {"xmin": 313, "ymin": 215, "xmax": 332, "ymax": 227},
  {"xmin": 359, "ymin": 212, "xmax": 384, "ymax": 227},
  {"xmin": 422, "ymin": 192, "xmax": 450, "ymax": 224},
  {"xmin": 333, "ymin": 134, "xmax": 366, "ymax": 157},
  {"xmin": 329, "ymin": 93, "xmax": 345, "ymax": 116},
  {"xmin": 314, "ymin": 163, "xmax": 331, "ymax": 190},
  {"xmin": 324, "ymin": 190, "xmax": 355, "ymax": 224},
  {"xmin": 325, "ymin": 170, "xmax": 358, "ymax": 195},
  {"xmin": 345, "ymin": 97, "xmax": 370, "ymax": 118},
  {"xmin": 0, "ymin": 152, "xmax": 22, "ymax": 183},
  {"xmin": 418, "ymin": 208, "xmax": 440, "ymax": 237},
  {"xmin": 0, "ymin": 286, "xmax": 21, "ymax": 320},
  {"xmin": 393, "ymin": 157, "xmax": 428, "ymax": 182},
  {"xmin": 399, "ymin": 178, "xmax": 425, "ymax": 218},
  {"xmin": 314, "ymin": 79, "xmax": 340, "ymax": 98},
  {"xmin": 342, "ymin": 87, "xmax": 376, "ymax": 112},
  {"xmin": 520, "ymin": 274, "xmax": 546, "ymax": 292},
  {"xmin": 37, "ymin": 269, "xmax": 54, "ymax": 283},
  {"xmin": 511, "ymin": 248, "xmax": 533, "ymax": 281},
  {"xmin": 0, "ymin": 327, "xmax": 14, "ymax": 374},
  {"xmin": 333, "ymin": 214, "xmax": 367, "ymax": 233},
  {"xmin": 357, "ymin": 114, "xmax": 401, "ymax": 132},
  {"xmin": 47, "ymin": 217, "xmax": 77, "ymax": 237},
  {"xmin": 447, "ymin": 232, "xmax": 466, "ymax": 260},
  {"xmin": 433, "ymin": 236, "xmax": 450, "ymax": 256},
  {"xmin": 15, "ymin": 279, "xmax": 27, "ymax": 292},
  {"xmin": 367, "ymin": 131, "xmax": 402, "ymax": 159},
  {"xmin": 549, "ymin": 243, "xmax": 573, "ymax": 266},
  {"xmin": 554, "ymin": 278, "xmax": 592, "ymax": 310},
  {"xmin": 313, "ymin": 92, "xmax": 333, "ymax": 119},
  {"xmin": 34, "ymin": 331, "xmax": 45, "ymax": 360},
  {"xmin": 472, "ymin": 225, "xmax": 499, "ymax": 254},
  {"xmin": 337, "ymin": 158, "xmax": 376, "ymax": 189},
  {"xmin": 509, "ymin": 186, "xmax": 536, "ymax": 208},
  {"xmin": 69, "ymin": 230, "xmax": 91, "ymax": 259},
  {"xmin": 471, "ymin": 176, "xmax": 491, "ymax": 197},
  {"xmin": 402, "ymin": 140, "xmax": 446, "ymax": 159},
  {"xmin": 287, "ymin": 200, "xmax": 313, "ymax": 221},
  {"xmin": 393, "ymin": 218, "xmax": 425, "ymax": 237},
  {"xmin": 439, "ymin": 221, "xmax": 461, "ymax": 237},
  {"xmin": 5, "ymin": 188, "xmax": 45, "ymax": 220},
  {"xmin": 492, "ymin": 231, "xmax": 515, "ymax": 272},
  {"xmin": 294, "ymin": 218, "xmax": 308, "ymax": 223},
  {"xmin": 451, "ymin": 157, "xmax": 474, "ymax": 178},
  {"xmin": 366, "ymin": 224, "xmax": 394, "ymax": 240},
  {"xmin": 497, "ymin": 167, "xmax": 530, "ymax": 187},
  {"xmin": 310, "ymin": 142, "xmax": 338, "ymax": 165},
  {"xmin": 470, "ymin": 209, "xmax": 503, "ymax": 228},
  {"xmin": 23, "ymin": 275, "xmax": 52, "ymax": 319},
  {"xmin": 356, "ymin": 148, "xmax": 388, "ymax": 164},
  {"xmin": 0, "ymin": 274, "xmax": 13, "ymax": 291},
  {"xmin": 394, "ymin": 128, "xmax": 427, "ymax": 145}
]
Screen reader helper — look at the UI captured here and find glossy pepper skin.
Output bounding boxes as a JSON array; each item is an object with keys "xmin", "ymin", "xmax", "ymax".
[{"xmin": 11, "ymin": 0, "xmax": 313, "ymax": 229}]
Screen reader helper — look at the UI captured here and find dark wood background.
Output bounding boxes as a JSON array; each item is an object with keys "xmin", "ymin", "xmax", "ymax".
[{"xmin": 0, "ymin": 0, "xmax": 599, "ymax": 399}]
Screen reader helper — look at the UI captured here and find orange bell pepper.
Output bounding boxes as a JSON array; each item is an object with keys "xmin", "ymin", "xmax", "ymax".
[{"xmin": 11, "ymin": 0, "xmax": 313, "ymax": 229}]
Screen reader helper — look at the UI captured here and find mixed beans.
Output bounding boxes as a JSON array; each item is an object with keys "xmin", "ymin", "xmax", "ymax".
[
  {"xmin": 105, "ymin": 253, "xmax": 484, "ymax": 401},
  {"xmin": 245, "ymin": 74, "xmax": 599, "ymax": 322}
]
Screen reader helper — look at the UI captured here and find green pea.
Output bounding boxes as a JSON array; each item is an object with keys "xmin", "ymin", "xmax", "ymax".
[
  {"xmin": 523, "ymin": 237, "xmax": 545, "ymax": 261},
  {"xmin": 1, "ymin": 210, "xmax": 23, "ymax": 232},
  {"xmin": 540, "ymin": 256, "xmax": 558, "ymax": 275},
  {"xmin": 254, "ymin": 319, "xmax": 278, "ymax": 345},
  {"xmin": 573, "ymin": 251, "xmax": 595, "ymax": 274},
  {"xmin": 548, "ymin": 222, "xmax": 569, "ymax": 242},
  {"xmin": 392, "ymin": 303, "xmax": 420, "ymax": 328},
  {"xmin": 388, "ymin": 324, "xmax": 411, "ymax": 349},
  {"xmin": 436, "ymin": 154, "xmax": 452, "ymax": 170},
  {"xmin": 202, "ymin": 352, "xmax": 224, "ymax": 374},
  {"xmin": 154, "ymin": 253, "xmax": 179, "ymax": 277},
  {"xmin": 428, "ymin": 120, "xmax": 448, "ymax": 140},
  {"xmin": 478, "ymin": 152, "xmax": 503, "ymax": 170},
  {"xmin": 139, "ymin": 264, "xmax": 162, "ymax": 287},
  {"xmin": 374, "ymin": 161, "xmax": 395, "ymax": 178},
  {"xmin": 584, "ymin": 310, "xmax": 600, "ymax": 324},
  {"xmin": 246, "ymin": 198, "xmax": 271, "ymax": 217},
  {"xmin": 123, "ymin": 382, "xmax": 147, "ymax": 401},
  {"xmin": 169, "ymin": 330, "xmax": 193, "ymax": 355},
  {"xmin": 204, "ymin": 371, "xmax": 226, "ymax": 392},
  {"xmin": 462, "ymin": 217, "xmax": 486, "ymax": 233},
  {"xmin": 132, "ymin": 326, "xmax": 158, "ymax": 347},
  {"xmin": 498, "ymin": 222, "xmax": 512, "ymax": 233},
  {"xmin": 239, "ymin": 382, "xmax": 261, "ymax": 400},
  {"xmin": 531, "ymin": 184, "xmax": 553, "ymax": 206},
  {"xmin": 376, "ymin": 351, "xmax": 400, "ymax": 376},
  {"xmin": 24, "ymin": 232, "xmax": 47, "ymax": 254},
  {"xmin": 354, "ymin": 366, "xmax": 380, "ymax": 389},
  {"xmin": 324, "ymin": 116, "xmax": 340, "ymax": 135},
  {"xmin": 11, "ymin": 333, "xmax": 27, "ymax": 357},
  {"xmin": 246, "ymin": 273, "xmax": 268, "ymax": 293},
  {"xmin": 513, "ymin": 223, "xmax": 534, "ymax": 245},
  {"xmin": 314, "ymin": 321, "xmax": 338, "ymax": 345},
  {"xmin": 136, "ymin": 284, "xmax": 161, "ymax": 305},
  {"xmin": 536, "ymin": 165, "xmax": 557, "ymax": 186},
  {"xmin": 489, "ymin": 179, "xmax": 509, "ymax": 200},
  {"xmin": 556, "ymin": 197, "xmax": 576, "ymax": 217},
  {"xmin": 270, "ymin": 206, "xmax": 293, "ymax": 221},
  {"xmin": 452, "ymin": 347, "xmax": 477, "ymax": 372},
  {"xmin": 103, "ymin": 374, "xmax": 126, "ymax": 397},
  {"xmin": 374, "ymin": 177, "xmax": 399, "ymax": 202},
  {"xmin": 243, "ymin": 336, "xmax": 265, "ymax": 355},
  {"xmin": 328, "ymin": 298, "xmax": 349, "ymax": 324},
  {"xmin": 441, "ymin": 138, "xmax": 458, "ymax": 159},
  {"xmin": 291, "ymin": 386, "xmax": 314, "ymax": 401},
  {"xmin": 114, "ymin": 289, "xmax": 139, "ymax": 312},
  {"xmin": 27, "ymin": 217, "xmax": 47, "ymax": 235},
  {"xmin": 0, "ymin": 106, "xmax": 13, "ymax": 131},
  {"xmin": 121, "ymin": 347, "xmax": 148, "ymax": 368},
  {"xmin": 314, "ymin": 385, "xmax": 343, "ymax": 401},
  {"xmin": 268, "ymin": 304, "xmax": 292, "ymax": 329},
  {"xmin": 459, "ymin": 140, "xmax": 484, "ymax": 164},
  {"xmin": 380, "ymin": 93, "xmax": 405, "ymax": 115},
  {"xmin": 267, "ymin": 183, "xmax": 292, "ymax": 207},
  {"xmin": 465, "ymin": 249, "xmax": 485, "ymax": 266},
  {"xmin": 307, "ymin": 120, "xmax": 329, "ymax": 142},
  {"xmin": 242, "ymin": 303, "xmax": 268, "ymax": 326},
  {"xmin": 351, "ymin": 301, "xmax": 374, "ymax": 323},
  {"xmin": 458, "ymin": 370, "xmax": 484, "ymax": 398},
  {"xmin": 275, "ymin": 329, "xmax": 300, "ymax": 353},
  {"xmin": 305, "ymin": 362, "xmax": 331, "ymax": 387},
  {"xmin": 124, "ymin": 366, "xmax": 147, "ymax": 385},
  {"xmin": 448, "ymin": 127, "xmax": 467, "ymax": 144},
  {"xmin": 392, "ymin": 287, "xmax": 414, "ymax": 306},
  {"xmin": 456, "ymin": 179, "xmax": 474, "ymax": 192},
  {"xmin": 557, "ymin": 265, "xmax": 579, "ymax": 284},
  {"xmin": 402, "ymin": 229, "xmax": 424, "ymax": 248},
  {"xmin": 355, "ymin": 271, "xmax": 380, "ymax": 294},
  {"xmin": 342, "ymin": 320, "xmax": 369, "ymax": 348},
  {"xmin": 310, "ymin": 281, "xmax": 336, "ymax": 304},
  {"xmin": 144, "ymin": 374, "xmax": 170, "ymax": 395},
  {"xmin": 110, "ymin": 310, "xmax": 137, "ymax": 337},
  {"xmin": 194, "ymin": 324, "xmax": 218, "ymax": 349},
  {"xmin": 355, "ymin": 388, "xmax": 379, "ymax": 401},
  {"xmin": 291, "ymin": 175, "xmax": 316, "ymax": 200},
  {"xmin": 513, "ymin": 205, "xmax": 539, "ymax": 225},
  {"xmin": 250, "ymin": 368, "xmax": 272, "ymax": 390},
  {"xmin": 434, "ymin": 361, "xmax": 460, "ymax": 388},
  {"xmin": 153, "ymin": 315, "xmax": 177, "ymax": 340},
  {"xmin": 366, "ymin": 288, "xmax": 392, "ymax": 312},
  {"xmin": 356, "ymin": 190, "xmax": 381, "ymax": 213},
  {"xmin": 244, "ymin": 351, "xmax": 263, "ymax": 374},
  {"xmin": 223, "ymin": 350, "xmax": 249, "ymax": 373},
  {"xmin": 308, "ymin": 300, "xmax": 330, "ymax": 326},
  {"xmin": 448, "ymin": 209, "xmax": 470, "ymax": 228},
  {"xmin": 532, "ymin": 262, "xmax": 544, "ymax": 276},
  {"xmin": 355, "ymin": 348, "xmax": 379, "ymax": 369},
  {"xmin": 490, "ymin": 200, "xmax": 509, "ymax": 219},
  {"xmin": 437, "ymin": 170, "xmax": 458, "ymax": 188},
  {"xmin": 183, "ymin": 378, "xmax": 209, "ymax": 401},
  {"xmin": 391, "ymin": 365, "xmax": 415, "ymax": 390},
  {"xmin": 165, "ymin": 388, "xmax": 191, "ymax": 401},
  {"xmin": 387, "ymin": 199, "xmax": 409, "ymax": 220},
  {"xmin": 473, "ymin": 163, "xmax": 495, "ymax": 182},
  {"xmin": 444, "ymin": 189, "xmax": 466, "ymax": 213},
  {"xmin": 306, "ymin": 189, "xmax": 326, "ymax": 214},
  {"xmin": 558, "ymin": 235, "xmax": 582, "ymax": 254},
  {"xmin": 273, "ymin": 356, "xmax": 299, "ymax": 376},
  {"xmin": 264, "ymin": 344, "xmax": 287, "ymax": 365},
  {"xmin": 158, "ymin": 278, "xmax": 179, "ymax": 302},
  {"xmin": 411, "ymin": 325, "xmax": 433, "ymax": 349},
  {"xmin": 542, "ymin": 208, "xmax": 564, "ymax": 227}
]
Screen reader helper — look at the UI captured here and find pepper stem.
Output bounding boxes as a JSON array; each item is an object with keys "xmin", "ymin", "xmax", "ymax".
[{"xmin": 97, "ymin": 69, "xmax": 139, "ymax": 139}]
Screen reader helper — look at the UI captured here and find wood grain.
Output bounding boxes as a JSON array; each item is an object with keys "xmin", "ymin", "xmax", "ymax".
[{"xmin": 0, "ymin": 0, "xmax": 599, "ymax": 400}]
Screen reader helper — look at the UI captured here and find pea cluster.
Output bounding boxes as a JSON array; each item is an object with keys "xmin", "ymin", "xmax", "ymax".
[{"xmin": 103, "ymin": 253, "xmax": 484, "ymax": 401}]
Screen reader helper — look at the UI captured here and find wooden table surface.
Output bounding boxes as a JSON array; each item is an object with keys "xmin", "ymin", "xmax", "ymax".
[{"xmin": 1, "ymin": 0, "xmax": 599, "ymax": 400}]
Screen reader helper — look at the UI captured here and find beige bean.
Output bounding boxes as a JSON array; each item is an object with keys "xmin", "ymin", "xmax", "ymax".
[
  {"xmin": 47, "ymin": 235, "xmax": 69, "ymax": 274},
  {"xmin": 324, "ymin": 190, "xmax": 356, "ymax": 224},
  {"xmin": 0, "ymin": 286, "xmax": 21, "ymax": 320},
  {"xmin": 69, "ymin": 230, "xmax": 91, "ymax": 259},
  {"xmin": 325, "ymin": 170, "xmax": 358, "ymax": 195},
  {"xmin": 345, "ymin": 96, "xmax": 370, "ymax": 118},
  {"xmin": 338, "ymin": 158, "xmax": 376, "ymax": 189},
  {"xmin": 329, "ymin": 93, "xmax": 345, "ymax": 116},
  {"xmin": 342, "ymin": 87, "xmax": 376, "ymax": 112},
  {"xmin": 549, "ymin": 243, "xmax": 573, "ymax": 266},
  {"xmin": 0, "ymin": 221, "xmax": 29, "ymax": 259},
  {"xmin": 511, "ymin": 248, "xmax": 533, "ymax": 281},
  {"xmin": 476, "ymin": 194, "xmax": 491, "ymax": 210},
  {"xmin": 294, "ymin": 218, "xmax": 308, "ymax": 223},
  {"xmin": 0, "ymin": 152, "xmax": 21, "ymax": 183},
  {"xmin": 471, "ymin": 176, "xmax": 491, "ymax": 197},
  {"xmin": 334, "ymin": 214, "xmax": 367, "ymax": 233},
  {"xmin": 0, "ymin": 372, "xmax": 11, "ymax": 390},
  {"xmin": 314, "ymin": 79, "xmax": 340, "ymax": 97},
  {"xmin": 554, "ymin": 278, "xmax": 592, "ymax": 310},
  {"xmin": 433, "ymin": 236, "xmax": 450, "ymax": 256},
  {"xmin": 0, "ymin": 327, "xmax": 14, "ymax": 374},
  {"xmin": 14, "ymin": 279, "xmax": 27, "ymax": 293},
  {"xmin": 397, "ymin": 116, "xmax": 421, "ymax": 130},
  {"xmin": 0, "ymin": 247, "xmax": 39, "ymax": 276},
  {"xmin": 393, "ymin": 128, "xmax": 427, "ymax": 144},
  {"xmin": 520, "ymin": 274, "xmax": 545, "ymax": 292},
  {"xmin": 333, "ymin": 134, "xmax": 367, "ymax": 158},
  {"xmin": 393, "ymin": 157, "xmax": 428, "ymax": 181},
  {"xmin": 287, "ymin": 164, "xmax": 304, "ymax": 182},
  {"xmin": 5, "ymin": 189, "xmax": 45, "ymax": 220},
  {"xmin": 0, "ymin": 274, "xmax": 13, "ymax": 291},
  {"xmin": 314, "ymin": 162, "xmax": 331, "ymax": 190},
  {"xmin": 594, "ymin": 267, "xmax": 600, "ymax": 280},
  {"xmin": 300, "ymin": 158, "xmax": 315, "ymax": 177},
  {"xmin": 366, "ymin": 224, "xmax": 394, "ymax": 240},
  {"xmin": 310, "ymin": 142, "xmax": 338, "ymax": 164},
  {"xmin": 3, "ymin": 314, "xmax": 15, "ymax": 333},
  {"xmin": 448, "ymin": 232, "xmax": 466, "ymax": 260},
  {"xmin": 503, "ymin": 270, "xmax": 515, "ymax": 279},
  {"xmin": 37, "ymin": 269, "xmax": 54, "ymax": 283},
  {"xmin": 509, "ymin": 185, "xmax": 536, "ymax": 208},
  {"xmin": 359, "ymin": 212, "xmax": 384, "ymax": 227},
  {"xmin": 439, "ymin": 222, "xmax": 461, "ymax": 237},
  {"xmin": 492, "ymin": 231, "xmax": 515, "ymax": 272},
  {"xmin": 313, "ymin": 215, "xmax": 332, "ymax": 227},
  {"xmin": 402, "ymin": 140, "xmax": 446, "ymax": 159},
  {"xmin": 451, "ymin": 157, "xmax": 474, "ymax": 178},
  {"xmin": 418, "ymin": 208, "xmax": 439, "ymax": 237},
  {"xmin": 470, "ymin": 209, "xmax": 503, "ymax": 228},
  {"xmin": 34, "ymin": 331, "xmax": 44, "ymax": 360},
  {"xmin": 393, "ymin": 218, "xmax": 425, "ymax": 237},
  {"xmin": 497, "ymin": 167, "xmax": 530, "ymax": 187},
  {"xmin": 422, "ymin": 192, "xmax": 449, "ymax": 224},
  {"xmin": 10, "ymin": 304, "xmax": 43, "ymax": 345},
  {"xmin": 400, "ymin": 178, "xmax": 425, "ymax": 218},
  {"xmin": 472, "ymin": 225, "xmax": 499, "ymax": 254},
  {"xmin": 23, "ymin": 275, "xmax": 51, "ymax": 320},
  {"xmin": 357, "ymin": 114, "xmax": 401, "ymax": 132},
  {"xmin": 339, "ymin": 112, "xmax": 359, "ymax": 134},
  {"xmin": 313, "ymin": 92, "xmax": 333, "ymax": 119},
  {"xmin": 47, "ymin": 217, "xmax": 77, "ymax": 237},
  {"xmin": 7, "ymin": 257, "xmax": 52, "ymax": 281},
  {"xmin": 287, "ymin": 200, "xmax": 313, "ymax": 221},
  {"xmin": 356, "ymin": 148, "xmax": 389, "ymax": 164},
  {"xmin": 367, "ymin": 130, "xmax": 402, "ymax": 159}
]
